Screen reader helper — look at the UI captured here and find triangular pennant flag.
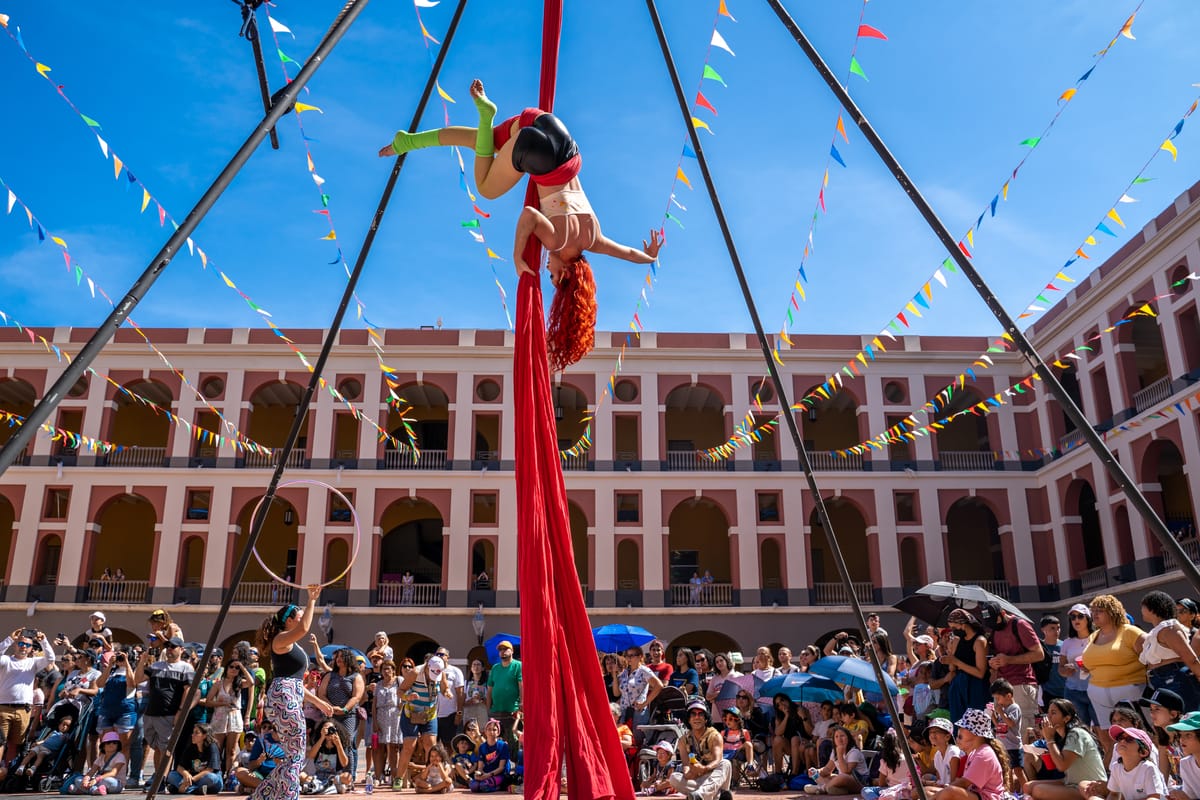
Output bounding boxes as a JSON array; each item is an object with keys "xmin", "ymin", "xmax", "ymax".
[
  {"xmin": 857, "ymin": 24, "xmax": 887, "ymax": 40},
  {"xmin": 830, "ymin": 145, "xmax": 846, "ymax": 167},
  {"xmin": 717, "ymin": 0, "xmax": 735, "ymax": 21},
  {"xmin": 35, "ymin": 62, "xmax": 51, "ymax": 77},
  {"xmin": 486, "ymin": 249, "xmax": 503, "ymax": 260},
  {"xmin": 676, "ymin": 167, "xmax": 693, "ymax": 189},
  {"xmin": 692, "ymin": 117, "xmax": 714, "ymax": 134},
  {"xmin": 836, "ymin": 115, "xmax": 848, "ymax": 143},
  {"xmin": 1118, "ymin": 194, "xmax": 1136, "ymax": 203},
  {"xmin": 710, "ymin": 29, "xmax": 735, "ymax": 56},
  {"xmin": 695, "ymin": 91, "xmax": 718, "ymax": 115},
  {"xmin": 1106, "ymin": 208, "xmax": 1125, "ymax": 228},
  {"xmin": 140, "ymin": 188, "xmax": 151, "ymax": 213},
  {"xmin": 702, "ymin": 64, "xmax": 726, "ymax": 86},
  {"xmin": 682, "ymin": 143, "xmax": 697, "ymax": 159},
  {"xmin": 1058, "ymin": 88, "xmax": 1077, "ymax": 103},
  {"xmin": 1019, "ymin": 137, "xmax": 1041, "ymax": 147},
  {"xmin": 1096, "ymin": 222, "xmax": 1117, "ymax": 237},
  {"xmin": 848, "ymin": 57, "xmax": 868, "ymax": 81},
  {"xmin": 1161, "ymin": 139, "xmax": 1179, "ymax": 160},
  {"xmin": 277, "ymin": 48, "xmax": 298, "ymax": 65},
  {"xmin": 5, "ymin": 190, "xmax": 14, "ymax": 215},
  {"xmin": 293, "ymin": 102, "xmax": 323, "ymax": 113},
  {"xmin": 1119, "ymin": 12, "xmax": 1136, "ymax": 39},
  {"xmin": 268, "ymin": 16, "xmax": 294, "ymax": 36},
  {"xmin": 436, "ymin": 82, "xmax": 455, "ymax": 103}
]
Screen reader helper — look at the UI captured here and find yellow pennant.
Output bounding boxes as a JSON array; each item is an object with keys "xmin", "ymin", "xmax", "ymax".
[
  {"xmin": 1085, "ymin": 235, "xmax": 1096, "ymax": 245},
  {"xmin": 692, "ymin": 117, "xmax": 713, "ymax": 134},
  {"xmin": 320, "ymin": 231, "xmax": 337, "ymax": 240},
  {"xmin": 966, "ymin": 228, "xmax": 974, "ymax": 247},
  {"xmin": 294, "ymin": 102, "xmax": 323, "ymax": 114},
  {"xmin": 1119, "ymin": 12, "xmax": 1136, "ymax": 39},
  {"xmin": 140, "ymin": 188, "xmax": 151, "ymax": 213},
  {"xmin": 1002, "ymin": 181, "xmax": 1009, "ymax": 201},
  {"xmin": 35, "ymin": 62, "xmax": 51, "ymax": 76},
  {"xmin": 1161, "ymin": 139, "xmax": 1179, "ymax": 161},
  {"xmin": 1058, "ymin": 88, "xmax": 1077, "ymax": 103},
  {"xmin": 676, "ymin": 167, "xmax": 693, "ymax": 189},
  {"xmin": 51, "ymin": 236, "xmax": 67, "ymax": 247},
  {"xmin": 718, "ymin": 0, "xmax": 736, "ymax": 21},
  {"xmin": 0, "ymin": 14, "xmax": 9, "ymax": 26},
  {"xmin": 436, "ymin": 83, "xmax": 455, "ymax": 103},
  {"xmin": 1106, "ymin": 208, "xmax": 1125, "ymax": 228},
  {"xmin": 486, "ymin": 248, "xmax": 503, "ymax": 260}
]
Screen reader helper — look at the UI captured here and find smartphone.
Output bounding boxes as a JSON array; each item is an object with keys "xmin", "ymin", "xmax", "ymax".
[{"xmin": 22, "ymin": 629, "xmax": 37, "ymax": 640}]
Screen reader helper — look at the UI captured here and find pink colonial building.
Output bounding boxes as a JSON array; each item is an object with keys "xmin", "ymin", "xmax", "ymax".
[{"xmin": 0, "ymin": 180, "xmax": 1198, "ymax": 661}]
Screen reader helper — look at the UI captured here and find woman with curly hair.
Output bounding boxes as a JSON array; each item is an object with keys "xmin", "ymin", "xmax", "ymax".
[
  {"xmin": 316, "ymin": 648, "xmax": 365, "ymax": 782},
  {"xmin": 1081, "ymin": 594, "xmax": 1146, "ymax": 757},
  {"xmin": 379, "ymin": 79, "xmax": 663, "ymax": 372}
]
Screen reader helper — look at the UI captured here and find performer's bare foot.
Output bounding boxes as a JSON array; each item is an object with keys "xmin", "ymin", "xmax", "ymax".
[
  {"xmin": 514, "ymin": 254, "xmax": 535, "ymax": 280},
  {"xmin": 470, "ymin": 79, "xmax": 497, "ymax": 119}
]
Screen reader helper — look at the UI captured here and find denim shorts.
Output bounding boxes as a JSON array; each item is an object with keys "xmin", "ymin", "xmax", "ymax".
[
  {"xmin": 97, "ymin": 711, "xmax": 137, "ymax": 735},
  {"xmin": 399, "ymin": 712, "xmax": 437, "ymax": 739}
]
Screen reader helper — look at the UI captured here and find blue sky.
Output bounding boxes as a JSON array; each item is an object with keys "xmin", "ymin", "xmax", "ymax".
[{"xmin": 0, "ymin": 0, "xmax": 1197, "ymax": 341}]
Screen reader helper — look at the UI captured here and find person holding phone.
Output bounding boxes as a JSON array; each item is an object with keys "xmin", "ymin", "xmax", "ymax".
[
  {"xmin": 0, "ymin": 629, "xmax": 55, "ymax": 779},
  {"xmin": 96, "ymin": 647, "xmax": 138, "ymax": 756}
]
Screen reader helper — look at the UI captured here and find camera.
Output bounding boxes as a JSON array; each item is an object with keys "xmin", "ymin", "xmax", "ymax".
[{"xmin": 23, "ymin": 629, "xmax": 38, "ymax": 640}]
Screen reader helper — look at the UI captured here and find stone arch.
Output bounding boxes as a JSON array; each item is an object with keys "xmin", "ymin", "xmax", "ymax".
[
  {"xmin": 91, "ymin": 493, "xmax": 158, "ymax": 582},
  {"xmin": 568, "ymin": 500, "xmax": 589, "ymax": 584},
  {"xmin": 936, "ymin": 387, "xmax": 992, "ymax": 453},
  {"xmin": 944, "ymin": 497, "xmax": 1005, "ymax": 582},
  {"xmin": 667, "ymin": 497, "xmax": 731, "ymax": 585},
  {"xmin": 178, "ymin": 536, "xmax": 205, "ymax": 588},
  {"xmin": 799, "ymin": 386, "xmax": 862, "ymax": 451},
  {"xmin": 107, "ymin": 379, "xmax": 174, "ymax": 449},
  {"xmin": 235, "ymin": 495, "xmax": 299, "ymax": 583},
  {"xmin": 246, "ymin": 380, "xmax": 310, "ymax": 450},
  {"xmin": 616, "ymin": 539, "xmax": 640, "ymax": 590},
  {"xmin": 387, "ymin": 382, "xmax": 450, "ymax": 453},
  {"xmin": 663, "ymin": 383, "xmax": 728, "ymax": 453},
  {"xmin": 899, "ymin": 536, "xmax": 924, "ymax": 591},
  {"xmin": 0, "ymin": 378, "xmax": 36, "ymax": 450},
  {"xmin": 379, "ymin": 498, "xmax": 444, "ymax": 585},
  {"xmin": 1141, "ymin": 439, "xmax": 1195, "ymax": 539},
  {"xmin": 667, "ymin": 629, "xmax": 741, "ymax": 661},
  {"xmin": 808, "ymin": 497, "xmax": 871, "ymax": 583}
]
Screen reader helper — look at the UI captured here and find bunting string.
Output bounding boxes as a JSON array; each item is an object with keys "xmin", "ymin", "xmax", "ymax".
[
  {"xmin": 403, "ymin": 0, "xmax": 514, "ymax": 330},
  {"xmin": 0, "ymin": 306, "xmax": 272, "ymax": 456},
  {"xmin": 0, "ymin": 11, "xmax": 418, "ymax": 457},
  {"xmin": 704, "ymin": 1, "xmax": 1149, "ymax": 462}
]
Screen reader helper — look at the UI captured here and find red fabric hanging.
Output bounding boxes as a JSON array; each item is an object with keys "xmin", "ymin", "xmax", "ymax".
[{"xmin": 514, "ymin": 3, "xmax": 636, "ymax": 800}]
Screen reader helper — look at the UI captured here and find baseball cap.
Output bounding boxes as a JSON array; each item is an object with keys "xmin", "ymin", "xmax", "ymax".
[
  {"xmin": 913, "ymin": 635, "xmax": 935, "ymax": 647},
  {"xmin": 375, "ymin": 631, "xmax": 388, "ymax": 638},
  {"xmin": 497, "ymin": 640, "xmax": 514, "ymax": 651},
  {"xmin": 1109, "ymin": 725, "xmax": 1153, "ymax": 752},
  {"xmin": 1068, "ymin": 603, "xmax": 1091, "ymax": 617},
  {"xmin": 1139, "ymin": 687, "xmax": 1184, "ymax": 714},
  {"xmin": 1168, "ymin": 711, "xmax": 1200, "ymax": 732},
  {"xmin": 654, "ymin": 741, "xmax": 676, "ymax": 754},
  {"xmin": 91, "ymin": 611, "xmax": 106, "ymax": 622},
  {"xmin": 427, "ymin": 656, "xmax": 446, "ymax": 676},
  {"xmin": 167, "ymin": 636, "xmax": 185, "ymax": 648},
  {"xmin": 838, "ymin": 646, "xmax": 854, "ymax": 655},
  {"xmin": 686, "ymin": 698, "xmax": 708, "ymax": 714}
]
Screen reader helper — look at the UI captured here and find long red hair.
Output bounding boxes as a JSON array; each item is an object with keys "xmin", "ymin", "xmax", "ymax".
[{"xmin": 546, "ymin": 256, "xmax": 596, "ymax": 373}]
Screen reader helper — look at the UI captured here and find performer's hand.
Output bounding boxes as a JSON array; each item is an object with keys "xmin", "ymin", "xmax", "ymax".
[
  {"xmin": 378, "ymin": 143, "xmax": 397, "ymax": 157},
  {"xmin": 307, "ymin": 584, "xmax": 321, "ymax": 603},
  {"xmin": 643, "ymin": 229, "xmax": 663, "ymax": 260}
]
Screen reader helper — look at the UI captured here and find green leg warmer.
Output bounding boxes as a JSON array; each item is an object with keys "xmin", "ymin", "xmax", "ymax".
[
  {"xmin": 391, "ymin": 128, "xmax": 441, "ymax": 155},
  {"xmin": 473, "ymin": 92, "xmax": 498, "ymax": 158}
]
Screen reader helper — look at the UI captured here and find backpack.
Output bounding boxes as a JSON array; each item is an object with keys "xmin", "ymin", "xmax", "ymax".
[
  {"xmin": 758, "ymin": 773, "xmax": 788, "ymax": 792},
  {"xmin": 1033, "ymin": 643, "xmax": 1056, "ymax": 685}
]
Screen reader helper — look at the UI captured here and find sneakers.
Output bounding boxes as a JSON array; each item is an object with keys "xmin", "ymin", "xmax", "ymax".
[
  {"xmin": 804, "ymin": 785, "xmax": 827, "ymax": 795},
  {"xmin": 97, "ymin": 785, "xmax": 108, "ymax": 796}
]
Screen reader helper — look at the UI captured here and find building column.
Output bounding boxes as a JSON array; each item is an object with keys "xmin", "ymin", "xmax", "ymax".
[
  {"xmin": 445, "ymin": 487, "xmax": 472, "ymax": 606},
  {"xmin": 298, "ymin": 487, "xmax": 324, "ymax": 586},
  {"xmin": 784, "ymin": 489, "xmax": 809, "ymax": 606},
  {"xmin": 734, "ymin": 488, "xmax": 760, "ymax": 604},
  {"xmin": 347, "ymin": 486, "xmax": 377, "ymax": 607},
  {"xmin": 57, "ymin": 486, "xmax": 95, "ymax": 601},
  {"xmin": 150, "ymin": 483, "xmax": 187, "ymax": 604},
  {"xmin": 201, "ymin": 483, "xmax": 233, "ymax": 605},
  {"xmin": 593, "ymin": 487, "xmax": 616, "ymax": 606},
  {"xmin": 6, "ymin": 482, "xmax": 45, "ymax": 601},
  {"xmin": 642, "ymin": 489, "xmax": 665, "ymax": 607},
  {"xmin": 495, "ymin": 483, "xmax": 518, "ymax": 606},
  {"xmin": 918, "ymin": 489, "xmax": 946, "ymax": 582},
  {"xmin": 642, "ymin": 374, "xmax": 661, "ymax": 467},
  {"xmin": 872, "ymin": 491, "xmax": 902, "ymax": 603}
]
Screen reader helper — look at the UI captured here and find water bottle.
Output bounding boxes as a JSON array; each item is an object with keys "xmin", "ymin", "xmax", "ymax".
[{"xmin": 365, "ymin": 771, "xmax": 374, "ymax": 794}]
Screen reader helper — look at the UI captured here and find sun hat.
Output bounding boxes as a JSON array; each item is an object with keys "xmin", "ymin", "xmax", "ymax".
[
  {"xmin": 167, "ymin": 636, "xmax": 185, "ymax": 648},
  {"xmin": 1138, "ymin": 687, "xmax": 1184, "ymax": 714},
  {"xmin": 838, "ymin": 646, "xmax": 855, "ymax": 655},
  {"xmin": 956, "ymin": 708, "xmax": 995, "ymax": 739},
  {"xmin": 1168, "ymin": 712, "xmax": 1200, "ymax": 732},
  {"xmin": 451, "ymin": 734, "xmax": 475, "ymax": 751},
  {"xmin": 926, "ymin": 717, "xmax": 953, "ymax": 735},
  {"xmin": 654, "ymin": 741, "xmax": 676, "ymax": 754},
  {"xmin": 1109, "ymin": 725, "xmax": 1153, "ymax": 753},
  {"xmin": 100, "ymin": 731, "xmax": 121, "ymax": 746}
]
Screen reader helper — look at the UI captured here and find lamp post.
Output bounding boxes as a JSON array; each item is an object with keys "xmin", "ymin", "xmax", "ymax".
[{"xmin": 471, "ymin": 604, "xmax": 486, "ymax": 645}]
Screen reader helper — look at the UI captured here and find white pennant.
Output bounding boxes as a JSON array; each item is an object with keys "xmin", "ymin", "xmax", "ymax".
[
  {"xmin": 710, "ymin": 29, "xmax": 735, "ymax": 56},
  {"xmin": 6, "ymin": 190, "xmax": 15, "ymax": 215},
  {"xmin": 414, "ymin": 0, "xmax": 440, "ymax": 6},
  {"xmin": 268, "ymin": 17, "xmax": 294, "ymax": 37}
]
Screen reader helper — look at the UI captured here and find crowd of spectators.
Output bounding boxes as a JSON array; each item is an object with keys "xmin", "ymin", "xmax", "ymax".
[{"xmin": 2, "ymin": 590, "xmax": 1200, "ymax": 798}]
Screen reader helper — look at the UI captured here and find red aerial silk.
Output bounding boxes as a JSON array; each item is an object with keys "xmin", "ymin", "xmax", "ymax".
[{"xmin": 515, "ymin": 4, "xmax": 636, "ymax": 800}]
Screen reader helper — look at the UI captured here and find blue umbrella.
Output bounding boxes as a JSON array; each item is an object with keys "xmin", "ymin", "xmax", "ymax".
[
  {"xmin": 592, "ymin": 624, "xmax": 656, "ymax": 653},
  {"xmin": 319, "ymin": 644, "xmax": 366, "ymax": 665},
  {"xmin": 808, "ymin": 655, "xmax": 899, "ymax": 696},
  {"xmin": 758, "ymin": 672, "xmax": 844, "ymax": 704},
  {"xmin": 484, "ymin": 633, "xmax": 521, "ymax": 664}
]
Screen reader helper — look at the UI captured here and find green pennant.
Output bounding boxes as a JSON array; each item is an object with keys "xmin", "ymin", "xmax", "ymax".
[
  {"xmin": 849, "ymin": 57, "xmax": 868, "ymax": 81},
  {"xmin": 665, "ymin": 212, "xmax": 685, "ymax": 228},
  {"xmin": 81, "ymin": 114, "xmax": 102, "ymax": 128},
  {"xmin": 1019, "ymin": 137, "xmax": 1041, "ymax": 147},
  {"xmin": 1132, "ymin": 176, "xmax": 1155, "ymax": 184},
  {"xmin": 702, "ymin": 64, "xmax": 726, "ymax": 86},
  {"xmin": 278, "ymin": 48, "xmax": 298, "ymax": 65}
]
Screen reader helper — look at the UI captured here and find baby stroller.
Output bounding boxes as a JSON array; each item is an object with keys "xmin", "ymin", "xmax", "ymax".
[
  {"xmin": 5, "ymin": 700, "xmax": 94, "ymax": 793},
  {"xmin": 635, "ymin": 686, "xmax": 688, "ymax": 784}
]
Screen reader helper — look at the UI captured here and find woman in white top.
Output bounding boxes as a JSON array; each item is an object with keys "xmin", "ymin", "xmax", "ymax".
[
  {"xmin": 807, "ymin": 725, "xmax": 870, "ymax": 795},
  {"xmin": 1140, "ymin": 591, "xmax": 1200, "ymax": 712},
  {"xmin": 1061, "ymin": 604, "xmax": 1100, "ymax": 728},
  {"xmin": 207, "ymin": 655, "xmax": 253, "ymax": 777},
  {"xmin": 705, "ymin": 653, "xmax": 741, "ymax": 702}
]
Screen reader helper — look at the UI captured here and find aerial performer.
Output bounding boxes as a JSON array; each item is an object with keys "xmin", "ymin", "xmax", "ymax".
[{"xmin": 379, "ymin": 79, "xmax": 663, "ymax": 371}]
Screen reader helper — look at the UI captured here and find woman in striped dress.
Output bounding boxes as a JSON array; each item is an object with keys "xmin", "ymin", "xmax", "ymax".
[{"xmin": 394, "ymin": 656, "xmax": 452, "ymax": 787}]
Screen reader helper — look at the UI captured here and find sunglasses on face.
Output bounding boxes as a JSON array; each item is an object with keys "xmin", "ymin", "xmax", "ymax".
[
  {"xmin": 15, "ymin": 641, "xmax": 32, "ymax": 648},
  {"xmin": 1116, "ymin": 734, "xmax": 1136, "ymax": 744},
  {"xmin": 165, "ymin": 644, "xmax": 182, "ymax": 650},
  {"xmin": 626, "ymin": 652, "xmax": 643, "ymax": 659},
  {"xmin": 1068, "ymin": 613, "xmax": 1086, "ymax": 620},
  {"xmin": 689, "ymin": 710, "xmax": 707, "ymax": 717}
]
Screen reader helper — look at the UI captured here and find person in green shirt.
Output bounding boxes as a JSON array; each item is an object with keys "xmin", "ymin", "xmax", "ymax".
[{"xmin": 486, "ymin": 641, "xmax": 522, "ymax": 750}]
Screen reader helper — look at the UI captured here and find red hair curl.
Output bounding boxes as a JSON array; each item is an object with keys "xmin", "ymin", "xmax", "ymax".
[{"xmin": 546, "ymin": 256, "xmax": 596, "ymax": 373}]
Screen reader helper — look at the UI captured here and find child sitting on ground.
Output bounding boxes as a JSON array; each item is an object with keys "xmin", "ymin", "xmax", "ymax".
[
  {"xmin": 640, "ymin": 741, "xmax": 677, "ymax": 795},
  {"xmin": 451, "ymin": 734, "xmax": 478, "ymax": 788},
  {"xmin": 301, "ymin": 719, "xmax": 352, "ymax": 794},
  {"xmin": 924, "ymin": 717, "xmax": 963, "ymax": 786},
  {"xmin": 13, "ymin": 714, "xmax": 72, "ymax": 777},
  {"xmin": 413, "ymin": 744, "xmax": 452, "ymax": 794},
  {"xmin": 1088, "ymin": 725, "xmax": 1165, "ymax": 800}
]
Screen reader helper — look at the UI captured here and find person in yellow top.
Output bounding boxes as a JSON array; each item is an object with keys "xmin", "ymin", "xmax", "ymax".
[{"xmin": 1080, "ymin": 594, "xmax": 1146, "ymax": 758}]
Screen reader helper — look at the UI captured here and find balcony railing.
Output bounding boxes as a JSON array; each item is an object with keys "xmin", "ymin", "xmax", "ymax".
[
  {"xmin": 813, "ymin": 582, "xmax": 874, "ymax": 605},
  {"xmin": 1164, "ymin": 537, "xmax": 1200, "ymax": 572},
  {"xmin": 377, "ymin": 582, "xmax": 441, "ymax": 606},
  {"xmin": 88, "ymin": 579, "xmax": 149, "ymax": 603},
  {"xmin": 241, "ymin": 449, "xmax": 307, "ymax": 469},
  {"xmin": 381, "ymin": 449, "xmax": 447, "ymax": 470},
  {"xmin": 669, "ymin": 582, "xmax": 733, "ymax": 606},
  {"xmin": 938, "ymin": 451, "xmax": 997, "ymax": 471},
  {"xmin": 966, "ymin": 580, "xmax": 1010, "ymax": 599},
  {"xmin": 665, "ymin": 450, "xmax": 725, "ymax": 471},
  {"xmin": 102, "ymin": 446, "xmax": 167, "ymax": 468},
  {"xmin": 232, "ymin": 582, "xmax": 300, "ymax": 605},
  {"xmin": 1133, "ymin": 375, "xmax": 1172, "ymax": 413},
  {"xmin": 808, "ymin": 451, "xmax": 862, "ymax": 471},
  {"xmin": 1059, "ymin": 429, "xmax": 1086, "ymax": 453},
  {"xmin": 1079, "ymin": 566, "xmax": 1109, "ymax": 592},
  {"xmin": 561, "ymin": 452, "xmax": 589, "ymax": 471}
]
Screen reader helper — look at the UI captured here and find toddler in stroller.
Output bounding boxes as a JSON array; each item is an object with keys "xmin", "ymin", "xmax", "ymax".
[
  {"xmin": 5, "ymin": 700, "xmax": 93, "ymax": 793},
  {"xmin": 10, "ymin": 714, "xmax": 73, "ymax": 781},
  {"xmin": 634, "ymin": 686, "xmax": 688, "ymax": 784}
]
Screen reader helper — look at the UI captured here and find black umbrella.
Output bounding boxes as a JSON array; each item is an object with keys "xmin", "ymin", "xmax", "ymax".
[{"xmin": 895, "ymin": 581, "xmax": 1031, "ymax": 627}]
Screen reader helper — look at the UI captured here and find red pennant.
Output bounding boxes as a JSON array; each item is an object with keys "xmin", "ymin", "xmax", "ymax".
[
  {"xmin": 695, "ymin": 91, "xmax": 718, "ymax": 116},
  {"xmin": 473, "ymin": 204, "xmax": 491, "ymax": 219},
  {"xmin": 857, "ymin": 24, "xmax": 888, "ymax": 40},
  {"xmin": 958, "ymin": 240, "xmax": 972, "ymax": 258},
  {"xmin": 897, "ymin": 312, "xmax": 909, "ymax": 328},
  {"xmin": 818, "ymin": 188, "xmax": 826, "ymax": 212}
]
